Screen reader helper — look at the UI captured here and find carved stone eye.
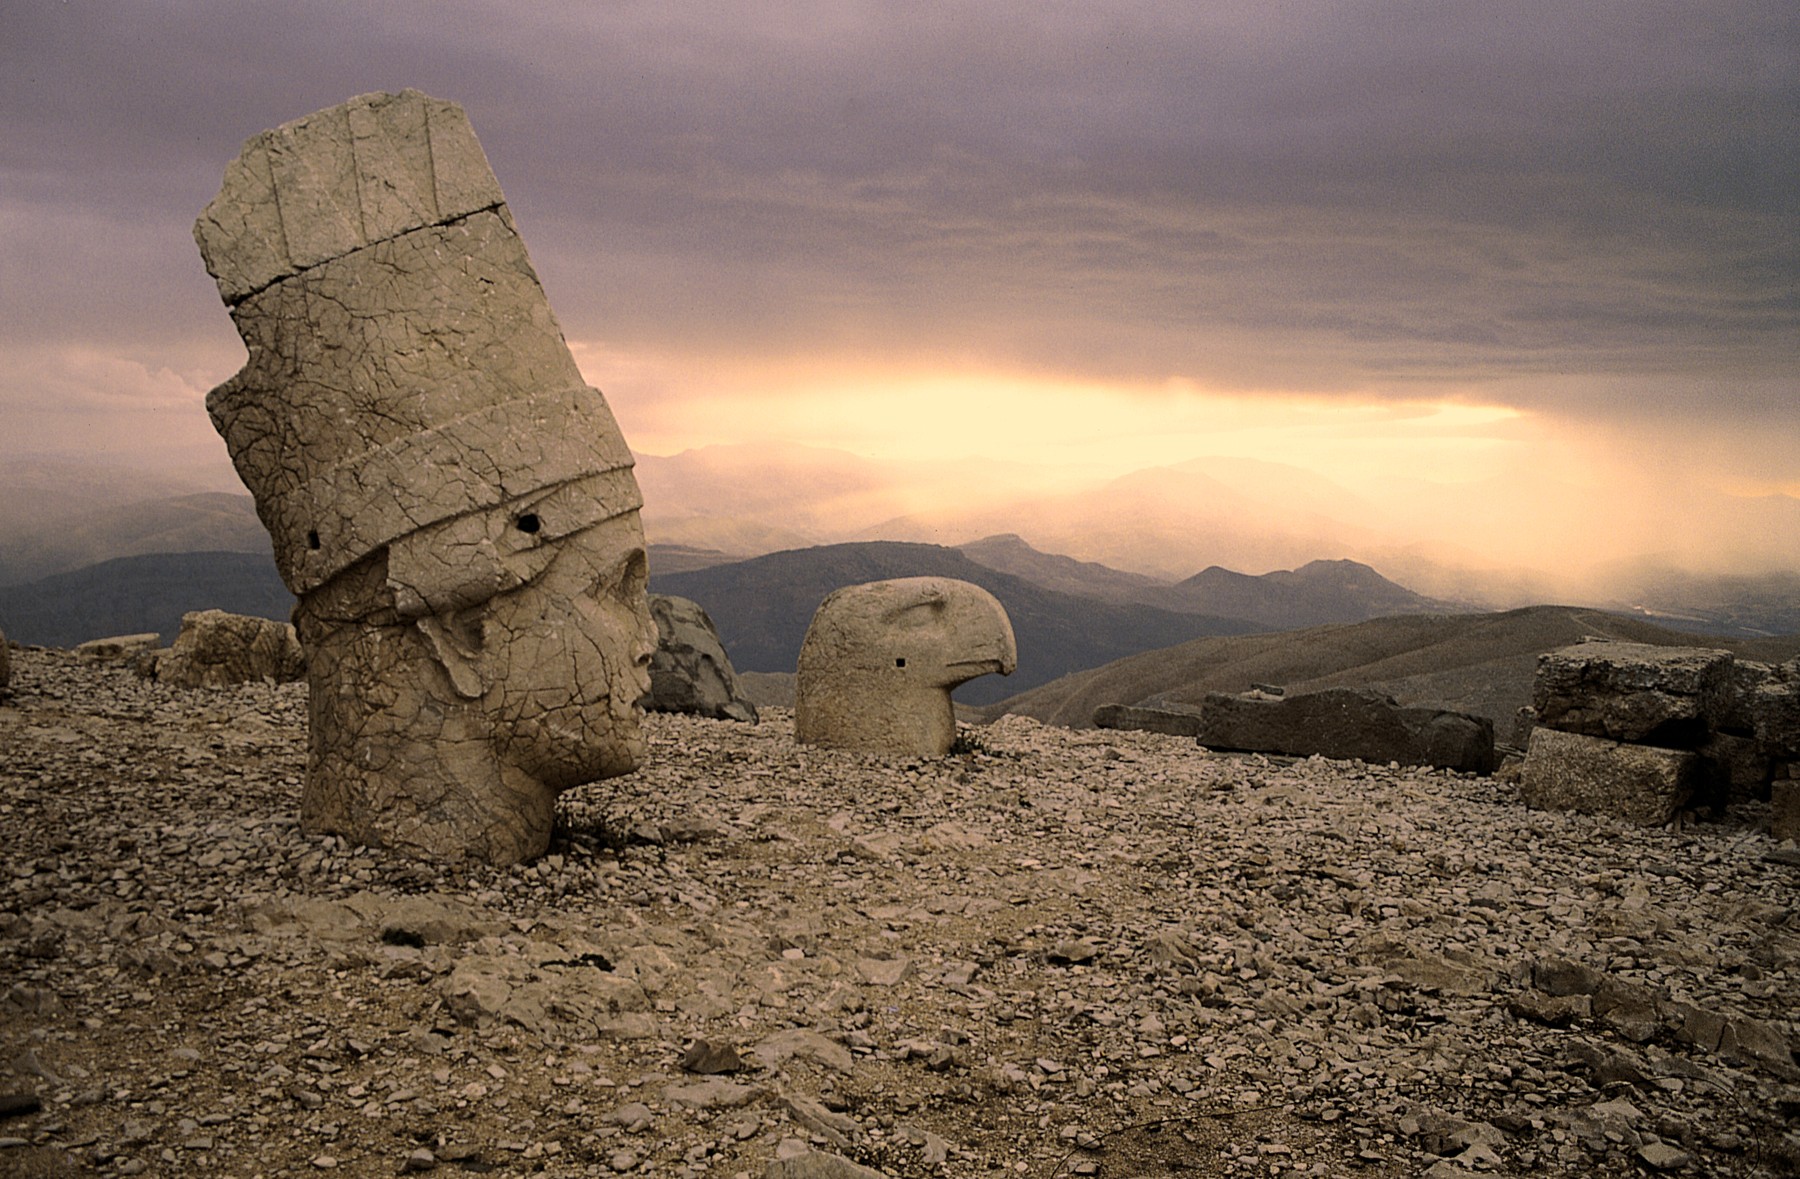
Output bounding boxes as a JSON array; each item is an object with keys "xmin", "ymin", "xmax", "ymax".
[{"xmin": 515, "ymin": 513, "xmax": 541, "ymax": 534}]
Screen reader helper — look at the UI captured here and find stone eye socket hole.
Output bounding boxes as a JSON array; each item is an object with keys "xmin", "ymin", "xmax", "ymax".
[
  {"xmin": 306, "ymin": 529, "xmax": 321, "ymax": 550},
  {"xmin": 514, "ymin": 512, "xmax": 541, "ymax": 535},
  {"xmin": 895, "ymin": 657, "xmax": 907, "ymax": 668}
]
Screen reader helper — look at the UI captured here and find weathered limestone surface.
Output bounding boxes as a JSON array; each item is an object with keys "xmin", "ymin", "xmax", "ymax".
[
  {"xmin": 1773, "ymin": 781, "xmax": 1800, "ymax": 842},
  {"xmin": 795, "ymin": 578, "xmax": 1016, "ymax": 756},
  {"xmin": 74, "ymin": 634, "xmax": 161, "ymax": 661},
  {"xmin": 1519, "ymin": 728, "xmax": 1697, "ymax": 826},
  {"xmin": 1091, "ymin": 703, "xmax": 1204, "ymax": 738},
  {"xmin": 196, "ymin": 91, "xmax": 654, "ymax": 865},
  {"xmin": 159, "ymin": 610, "xmax": 304, "ymax": 689},
  {"xmin": 1533, "ymin": 642, "xmax": 1734, "ymax": 746},
  {"xmin": 647, "ymin": 594, "xmax": 757, "ymax": 723},
  {"xmin": 1196, "ymin": 687, "xmax": 1497, "ymax": 773}
]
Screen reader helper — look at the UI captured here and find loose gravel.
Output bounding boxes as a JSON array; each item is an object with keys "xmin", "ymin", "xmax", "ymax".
[{"xmin": 2, "ymin": 646, "xmax": 1797, "ymax": 1177}]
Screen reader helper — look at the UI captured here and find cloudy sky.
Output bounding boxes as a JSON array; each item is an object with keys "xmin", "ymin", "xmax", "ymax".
[{"xmin": 2, "ymin": 2, "xmax": 1795, "ymax": 576}]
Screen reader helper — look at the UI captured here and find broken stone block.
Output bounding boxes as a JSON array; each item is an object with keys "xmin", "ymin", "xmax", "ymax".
[
  {"xmin": 1195, "ymin": 687, "xmax": 1496, "ymax": 773},
  {"xmin": 75, "ymin": 633, "xmax": 160, "ymax": 661},
  {"xmin": 1091, "ymin": 703, "xmax": 1204, "ymax": 737},
  {"xmin": 647, "ymin": 594, "xmax": 757, "ymax": 723},
  {"xmin": 795, "ymin": 577, "xmax": 1016, "ymax": 756},
  {"xmin": 1533, "ymin": 641, "xmax": 1734, "ymax": 747},
  {"xmin": 1773, "ymin": 780, "xmax": 1800, "ymax": 842},
  {"xmin": 158, "ymin": 610, "xmax": 304, "ymax": 689},
  {"xmin": 1518, "ymin": 728, "xmax": 1697, "ymax": 826},
  {"xmin": 195, "ymin": 91, "xmax": 654, "ymax": 866}
]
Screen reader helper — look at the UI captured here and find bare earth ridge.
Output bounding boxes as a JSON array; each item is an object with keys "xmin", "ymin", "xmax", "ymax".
[{"xmin": 2, "ymin": 648, "xmax": 1798, "ymax": 1177}]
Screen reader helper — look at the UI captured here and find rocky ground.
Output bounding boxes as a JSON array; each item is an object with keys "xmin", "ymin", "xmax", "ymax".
[{"xmin": 2, "ymin": 646, "xmax": 1798, "ymax": 1178}]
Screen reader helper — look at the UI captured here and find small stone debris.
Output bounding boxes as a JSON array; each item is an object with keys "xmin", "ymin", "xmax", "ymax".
[{"xmin": 0, "ymin": 645, "xmax": 1795, "ymax": 1176}]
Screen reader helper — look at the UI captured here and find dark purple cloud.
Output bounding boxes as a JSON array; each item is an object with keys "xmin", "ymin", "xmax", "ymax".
[{"xmin": 2, "ymin": 1, "xmax": 1795, "ymax": 424}]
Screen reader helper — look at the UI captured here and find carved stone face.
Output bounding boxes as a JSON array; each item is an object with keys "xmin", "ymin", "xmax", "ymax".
[{"xmin": 478, "ymin": 513, "xmax": 655, "ymax": 790}]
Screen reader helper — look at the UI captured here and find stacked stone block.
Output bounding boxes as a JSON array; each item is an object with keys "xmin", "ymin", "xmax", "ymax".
[{"xmin": 1520, "ymin": 641, "xmax": 1800, "ymax": 835}]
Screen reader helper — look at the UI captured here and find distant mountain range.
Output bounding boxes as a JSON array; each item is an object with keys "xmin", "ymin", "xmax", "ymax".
[
  {"xmin": 0, "ymin": 551, "xmax": 293, "ymax": 650},
  {"xmin": 649, "ymin": 540, "xmax": 1260, "ymax": 706}
]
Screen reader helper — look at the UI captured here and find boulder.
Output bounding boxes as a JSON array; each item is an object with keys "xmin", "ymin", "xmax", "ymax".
[
  {"xmin": 647, "ymin": 594, "xmax": 757, "ymax": 723},
  {"xmin": 1518, "ymin": 728, "xmax": 1697, "ymax": 826},
  {"xmin": 1092, "ymin": 703, "xmax": 1204, "ymax": 738},
  {"xmin": 159, "ymin": 609, "xmax": 305, "ymax": 689},
  {"xmin": 1533, "ymin": 642, "xmax": 1734, "ymax": 747},
  {"xmin": 796, "ymin": 577, "xmax": 1016, "ymax": 756},
  {"xmin": 1195, "ymin": 687, "xmax": 1496, "ymax": 773}
]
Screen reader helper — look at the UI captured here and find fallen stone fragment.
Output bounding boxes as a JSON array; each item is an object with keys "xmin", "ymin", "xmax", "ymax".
[
  {"xmin": 1774, "ymin": 781, "xmax": 1800, "ymax": 841},
  {"xmin": 75, "ymin": 633, "xmax": 160, "ymax": 661},
  {"xmin": 751, "ymin": 1029, "xmax": 855, "ymax": 1074},
  {"xmin": 663, "ymin": 1078, "xmax": 758, "ymax": 1110},
  {"xmin": 681, "ymin": 1038, "xmax": 745, "ymax": 1075},
  {"xmin": 1518, "ymin": 728, "xmax": 1696, "ymax": 825},
  {"xmin": 1091, "ymin": 704, "xmax": 1203, "ymax": 737},
  {"xmin": 765, "ymin": 1148, "xmax": 891, "ymax": 1179},
  {"xmin": 1196, "ymin": 687, "xmax": 1496, "ymax": 773},
  {"xmin": 158, "ymin": 610, "xmax": 303, "ymax": 689},
  {"xmin": 648, "ymin": 594, "xmax": 758, "ymax": 722},
  {"xmin": 0, "ymin": 1093, "xmax": 40, "ymax": 1119},
  {"xmin": 1637, "ymin": 1141, "xmax": 1692, "ymax": 1171}
]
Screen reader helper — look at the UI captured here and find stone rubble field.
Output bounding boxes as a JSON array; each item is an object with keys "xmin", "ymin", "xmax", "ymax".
[{"xmin": 2, "ymin": 646, "xmax": 1798, "ymax": 1178}]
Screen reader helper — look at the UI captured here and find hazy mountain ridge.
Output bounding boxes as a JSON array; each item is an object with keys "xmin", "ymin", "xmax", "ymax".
[
  {"xmin": 648, "ymin": 541, "xmax": 1260, "ymax": 706},
  {"xmin": 0, "ymin": 551, "xmax": 294, "ymax": 649}
]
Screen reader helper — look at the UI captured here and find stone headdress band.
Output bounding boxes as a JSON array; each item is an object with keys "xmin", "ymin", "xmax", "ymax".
[{"xmin": 195, "ymin": 90, "xmax": 640, "ymax": 603}]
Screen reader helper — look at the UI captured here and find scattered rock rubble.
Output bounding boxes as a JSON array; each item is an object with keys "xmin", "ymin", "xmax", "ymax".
[{"xmin": 3, "ymin": 645, "xmax": 1799, "ymax": 1177}]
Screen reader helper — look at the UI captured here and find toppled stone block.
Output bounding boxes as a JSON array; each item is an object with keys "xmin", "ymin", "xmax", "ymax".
[
  {"xmin": 1518, "ymin": 728, "xmax": 1696, "ymax": 826},
  {"xmin": 1750, "ymin": 659, "xmax": 1800, "ymax": 760},
  {"xmin": 1774, "ymin": 780, "xmax": 1800, "ymax": 842},
  {"xmin": 159, "ymin": 609, "xmax": 304, "ymax": 689},
  {"xmin": 1092, "ymin": 703, "xmax": 1204, "ymax": 737},
  {"xmin": 196, "ymin": 91, "xmax": 654, "ymax": 865},
  {"xmin": 1533, "ymin": 641, "xmax": 1734, "ymax": 746},
  {"xmin": 796, "ymin": 577, "xmax": 1016, "ymax": 756},
  {"xmin": 647, "ymin": 594, "xmax": 757, "ymax": 723},
  {"xmin": 1195, "ymin": 687, "xmax": 1496, "ymax": 773},
  {"xmin": 75, "ymin": 633, "xmax": 160, "ymax": 661}
]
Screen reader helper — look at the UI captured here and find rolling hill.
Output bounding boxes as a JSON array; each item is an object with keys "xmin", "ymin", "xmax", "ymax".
[{"xmin": 978, "ymin": 604, "xmax": 1800, "ymax": 736}]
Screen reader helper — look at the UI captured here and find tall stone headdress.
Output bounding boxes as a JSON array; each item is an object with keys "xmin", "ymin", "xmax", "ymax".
[{"xmin": 195, "ymin": 91, "xmax": 656, "ymax": 865}]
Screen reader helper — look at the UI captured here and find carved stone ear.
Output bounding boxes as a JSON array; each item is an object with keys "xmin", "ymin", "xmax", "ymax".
[{"xmin": 416, "ymin": 615, "xmax": 487, "ymax": 700}]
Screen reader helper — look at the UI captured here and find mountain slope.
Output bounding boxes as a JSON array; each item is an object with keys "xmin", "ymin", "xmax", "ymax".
[
  {"xmin": 649, "ymin": 541, "xmax": 1257, "ymax": 706},
  {"xmin": 0, "ymin": 551, "xmax": 294, "ymax": 649},
  {"xmin": 980, "ymin": 605, "xmax": 1800, "ymax": 732},
  {"xmin": 0, "ymin": 491, "xmax": 270, "ymax": 586}
]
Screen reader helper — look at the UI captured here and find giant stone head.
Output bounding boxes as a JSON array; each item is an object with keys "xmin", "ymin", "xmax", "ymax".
[{"xmin": 194, "ymin": 91, "xmax": 653, "ymax": 864}]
